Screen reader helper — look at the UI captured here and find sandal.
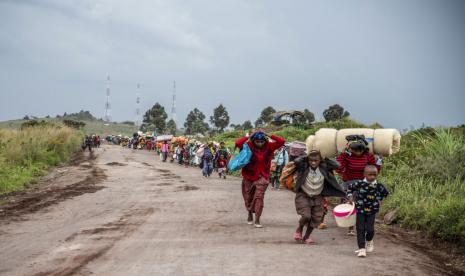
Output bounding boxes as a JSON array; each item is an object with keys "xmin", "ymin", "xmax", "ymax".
[
  {"xmin": 293, "ymin": 232, "xmax": 302, "ymax": 241},
  {"xmin": 303, "ymin": 238, "xmax": 315, "ymax": 245}
]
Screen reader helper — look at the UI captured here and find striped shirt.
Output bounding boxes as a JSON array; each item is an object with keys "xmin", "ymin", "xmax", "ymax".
[{"xmin": 336, "ymin": 152, "xmax": 380, "ymax": 182}]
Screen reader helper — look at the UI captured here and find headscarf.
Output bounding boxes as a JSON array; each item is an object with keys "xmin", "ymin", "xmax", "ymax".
[{"xmin": 251, "ymin": 131, "xmax": 266, "ymax": 141}]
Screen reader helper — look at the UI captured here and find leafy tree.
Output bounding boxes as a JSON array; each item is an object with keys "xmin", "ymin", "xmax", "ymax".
[
  {"xmin": 140, "ymin": 103, "xmax": 168, "ymax": 133},
  {"xmin": 184, "ymin": 108, "xmax": 209, "ymax": 135},
  {"xmin": 255, "ymin": 118, "xmax": 264, "ymax": 128},
  {"xmin": 323, "ymin": 104, "xmax": 350, "ymax": 122},
  {"xmin": 23, "ymin": 115, "xmax": 30, "ymax": 120},
  {"xmin": 210, "ymin": 104, "xmax": 230, "ymax": 133},
  {"xmin": 230, "ymin": 123, "xmax": 243, "ymax": 131},
  {"xmin": 257, "ymin": 106, "xmax": 276, "ymax": 125},
  {"xmin": 296, "ymin": 108, "xmax": 316, "ymax": 125},
  {"xmin": 166, "ymin": 119, "xmax": 177, "ymax": 136},
  {"xmin": 242, "ymin": 120, "xmax": 253, "ymax": 130},
  {"xmin": 303, "ymin": 109, "xmax": 315, "ymax": 124}
]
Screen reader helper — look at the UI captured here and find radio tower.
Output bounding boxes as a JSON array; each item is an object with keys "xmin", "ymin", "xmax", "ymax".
[
  {"xmin": 135, "ymin": 83, "xmax": 141, "ymax": 129},
  {"xmin": 104, "ymin": 75, "xmax": 111, "ymax": 122},
  {"xmin": 171, "ymin": 80, "xmax": 177, "ymax": 126}
]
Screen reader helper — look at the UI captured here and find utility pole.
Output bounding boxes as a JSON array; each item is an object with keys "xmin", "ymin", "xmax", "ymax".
[
  {"xmin": 171, "ymin": 80, "xmax": 177, "ymax": 127},
  {"xmin": 104, "ymin": 75, "xmax": 111, "ymax": 122},
  {"xmin": 136, "ymin": 83, "xmax": 141, "ymax": 131}
]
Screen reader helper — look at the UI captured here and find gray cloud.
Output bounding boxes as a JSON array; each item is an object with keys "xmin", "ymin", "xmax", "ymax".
[{"xmin": 0, "ymin": 0, "xmax": 464, "ymax": 129}]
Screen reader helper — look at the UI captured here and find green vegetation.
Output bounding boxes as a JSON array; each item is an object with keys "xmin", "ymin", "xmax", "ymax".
[
  {"xmin": 141, "ymin": 103, "xmax": 168, "ymax": 133},
  {"xmin": 381, "ymin": 128, "xmax": 465, "ymax": 246},
  {"xmin": 210, "ymin": 104, "xmax": 230, "ymax": 133},
  {"xmin": 184, "ymin": 108, "xmax": 209, "ymax": 135},
  {"xmin": 0, "ymin": 118, "xmax": 137, "ymax": 137},
  {"xmin": 0, "ymin": 126, "xmax": 83, "ymax": 195},
  {"xmin": 323, "ymin": 104, "xmax": 350, "ymax": 122}
]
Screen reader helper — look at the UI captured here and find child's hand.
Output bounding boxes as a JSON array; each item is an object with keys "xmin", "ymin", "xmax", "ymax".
[{"xmin": 347, "ymin": 196, "xmax": 354, "ymax": 204}]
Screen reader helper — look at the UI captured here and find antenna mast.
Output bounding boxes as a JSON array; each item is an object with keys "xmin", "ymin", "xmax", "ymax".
[
  {"xmin": 171, "ymin": 80, "xmax": 177, "ymax": 126},
  {"xmin": 136, "ymin": 83, "xmax": 141, "ymax": 129},
  {"xmin": 104, "ymin": 75, "xmax": 111, "ymax": 122}
]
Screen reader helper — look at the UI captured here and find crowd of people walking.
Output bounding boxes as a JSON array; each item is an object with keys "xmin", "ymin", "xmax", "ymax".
[{"xmin": 103, "ymin": 130, "xmax": 389, "ymax": 258}]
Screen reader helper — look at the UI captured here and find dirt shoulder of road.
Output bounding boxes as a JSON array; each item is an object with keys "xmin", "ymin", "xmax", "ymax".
[
  {"xmin": 0, "ymin": 150, "xmax": 106, "ymax": 221},
  {"xmin": 377, "ymin": 223, "xmax": 465, "ymax": 275}
]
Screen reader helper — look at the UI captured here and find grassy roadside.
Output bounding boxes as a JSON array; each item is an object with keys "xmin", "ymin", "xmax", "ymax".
[
  {"xmin": 0, "ymin": 126, "xmax": 83, "ymax": 195},
  {"xmin": 0, "ymin": 118, "xmax": 136, "ymax": 137},
  {"xmin": 381, "ymin": 127, "xmax": 465, "ymax": 246}
]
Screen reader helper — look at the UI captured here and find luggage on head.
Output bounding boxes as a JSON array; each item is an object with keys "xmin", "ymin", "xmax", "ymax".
[
  {"xmin": 306, "ymin": 128, "xmax": 401, "ymax": 158},
  {"xmin": 289, "ymin": 141, "xmax": 306, "ymax": 157}
]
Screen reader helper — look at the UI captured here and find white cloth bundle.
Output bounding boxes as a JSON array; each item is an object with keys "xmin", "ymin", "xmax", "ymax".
[{"xmin": 306, "ymin": 128, "xmax": 401, "ymax": 157}]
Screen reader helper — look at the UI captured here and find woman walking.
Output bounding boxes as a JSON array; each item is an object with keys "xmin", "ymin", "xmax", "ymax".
[{"xmin": 235, "ymin": 131, "xmax": 285, "ymax": 228}]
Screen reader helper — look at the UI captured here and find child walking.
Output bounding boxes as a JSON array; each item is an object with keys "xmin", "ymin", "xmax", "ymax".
[
  {"xmin": 293, "ymin": 150, "xmax": 346, "ymax": 244},
  {"xmin": 347, "ymin": 165, "xmax": 389, "ymax": 258},
  {"xmin": 217, "ymin": 155, "xmax": 228, "ymax": 179}
]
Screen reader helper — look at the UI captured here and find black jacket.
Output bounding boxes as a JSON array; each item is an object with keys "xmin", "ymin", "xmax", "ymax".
[{"xmin": 294, "ymin": 156, "xmax": 346, "ymax": 198}]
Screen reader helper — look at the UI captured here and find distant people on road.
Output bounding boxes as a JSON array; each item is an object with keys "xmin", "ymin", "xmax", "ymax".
[
  {"xmin": 270, "ymin": 145, "xmax": 289, "ymax": 190},
  {"xmin": 217, "ymin": 155, "xmax": 228, "ymax": 179},
  {"xmin": 292, "ymin": 150, "xmax": 346, "ymax": 244},
  {"xmin": 93, "ymin": 135, "xmax": 100, "ymax": 148},
  {"xmin": 169, "ymin": 143, "xmax": 176, "ymax": 162},
  {"xmin": 82, "ymin": 135, "xmax": 93, "ymax": 151},
  {"xmin": 201, "ymin": 143, "xmax": 214, "ymax": 177},
  {"xmin": 347, "ymin": 165, "xmax": 389, "ymax": 258},
  {"xmin": 182, "ymin": 144, "xmax": 190, "ymax": 167},
  {"xmin": 235, "ymin": 131, "xmax": 285, "ymax": 228},
  {"xmin": 161, "ymin": 141, "xmax": 169, "ymax": 162}
]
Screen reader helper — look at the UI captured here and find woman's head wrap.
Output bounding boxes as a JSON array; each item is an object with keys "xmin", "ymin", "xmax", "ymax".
[{"xmin": 251, "ymin": 131, "xmax": 266, "ymax": 141}]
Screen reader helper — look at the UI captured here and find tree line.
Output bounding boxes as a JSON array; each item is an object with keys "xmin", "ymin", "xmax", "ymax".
[{"xmin": 140, "ymin": 103, "xmax": 351, "ymax": 136}]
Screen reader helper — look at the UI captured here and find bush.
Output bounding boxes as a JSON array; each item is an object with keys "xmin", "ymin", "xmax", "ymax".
[{"xmin": 0, "ymin": 126, "xmax": 83, "ymax": 195}]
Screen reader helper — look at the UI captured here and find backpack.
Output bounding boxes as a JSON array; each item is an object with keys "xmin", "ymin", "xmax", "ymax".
[{"xmin": 204, "ymin": 148, "xmax": 213, "ymax": 161}]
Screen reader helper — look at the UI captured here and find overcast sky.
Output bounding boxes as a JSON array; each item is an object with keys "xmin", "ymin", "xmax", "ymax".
[{"xmin": 0, "ymin": 0, "xmax": 464, "ymax": 130}]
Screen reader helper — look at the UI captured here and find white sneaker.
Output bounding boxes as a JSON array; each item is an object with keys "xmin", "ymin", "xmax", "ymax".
[
  {"xmin": 366, "ymin": 241, "xmax": 374, "ymax": 253},
  {"xmin": 357, "ymin": 248, "xmax": 367, "ymax": 258}
]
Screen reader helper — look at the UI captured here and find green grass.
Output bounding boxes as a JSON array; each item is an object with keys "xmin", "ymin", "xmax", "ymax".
[
  {"xmin": 381, "ymin": 128, "xmax": 465, "ymax": 245},
  {"xmin": 0, "ymin": 126, "xmax": 83, "ymax": 195},
  {"xmin": 0, "ymin": 118, "xmax": 137, "ymax": 137}
]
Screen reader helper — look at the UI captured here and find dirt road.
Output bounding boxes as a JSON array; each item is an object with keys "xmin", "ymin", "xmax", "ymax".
[{"xmin": 0, "ymin": 145, "xmax": 453, "ymax": 276}]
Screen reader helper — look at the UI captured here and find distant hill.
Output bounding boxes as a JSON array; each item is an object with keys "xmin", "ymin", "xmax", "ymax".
[{"xmin": 0, "ymin": 111, "xmax": 138, "ymax": 137}]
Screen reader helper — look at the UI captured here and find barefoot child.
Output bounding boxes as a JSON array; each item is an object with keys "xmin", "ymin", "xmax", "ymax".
[
  {"xmin": 347, "ymin": 165, "xmax": 389, "ymax": 257},
  {"xmin": 293, "ymin": 150, "xmax": 346, "ymax": 244}
]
